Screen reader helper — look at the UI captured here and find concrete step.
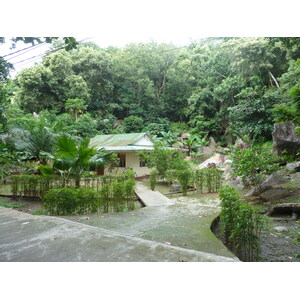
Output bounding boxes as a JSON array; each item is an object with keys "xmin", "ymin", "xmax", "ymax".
[{"xmin": 135, "ymin": 182, "xmax": 175, "ymax": 206}]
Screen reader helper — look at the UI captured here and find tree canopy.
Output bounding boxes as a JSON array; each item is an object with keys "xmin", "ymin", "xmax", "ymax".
[{"xmin": 1, "ymin": 37, "xmax": 299, "ymax": 146}]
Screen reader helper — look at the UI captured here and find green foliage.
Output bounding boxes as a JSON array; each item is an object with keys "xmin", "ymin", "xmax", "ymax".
[
  {"xmin": 38, "ymin": 165, "xmax": 55, "ymax": 176},
  {"xmin": 165, "ymin": 168, "xmax": 222, "ymax": 195},
  {"xmin": 182, "ymin": 134, "xmax": 208, "ymax": 156},
  {"xmin": 10, "ymin": 175, "xmax": 52, "ymax": 198},
  {"xmin": 141, "ymin": 145, "xmax": 188, "ymax": 178},
  {"xmin": 230, "ymin": 202, "xmax": 267, "ymax": 261},
  {"xmin": 10, "ymin": 171, "xmax": 134, "ymax": 199},
  {"xmin": 230, "ymin": 145, "xmax": 283, "ymax": 186},
  {"xmin": 149, "ymin": 168, "xmax": 158, "ymax": 191},
  {"xmin": 219, "ymin": 185, "xmax": 268, "ymax": 261},
  {"xmin": 43, "ymin": 187, "xmax": 100, "ymax": 215},
  {"xmin": 173, "ymin": 169, "xmax": 192, "ymax": 196},
  {"xmin": 229, "ymin": 87, "xmax": 283, "ymax": 141},
  {"xmin": 41, "ymin": 134, "xmax": 115, "ymax": 187},
  {"xmin": 219, "ymin": 185, "xmax": 240, "ymax": 241},
  {"xmin": 2, "ymin": 38, "xmax": 300, "ymax": 145},
  {"xmin": 144, "ymin": 119, "xmax": 171, "ymax": 136},
  {"xmin": 65, "ymin": 98, "xmax": 87, "ymax": 122},
  {"xmin": 122, "ymin": 116, "xmax": 144, "ymax": 133},
  {"xmin": 272, "ymin": 59, "xmax": 300, "ymax": 136},
  {"xmin": 152, "ymin": 131, "xmax": 178, "ymax": 147},
  {"xmin": 0, "ymin": 200, "xmax": 27, "ymax": 209}
]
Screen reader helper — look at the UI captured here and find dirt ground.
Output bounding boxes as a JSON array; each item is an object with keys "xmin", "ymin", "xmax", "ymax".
[
  {"xmin": 259, "ymin": 218, "xmax": 300, "ymax": 262},
  {"xmin": 0, "ymin": 197, "xmax": 42, "ymax": 213},
  {"xmin": 212, "ymin": 216, "xmax": 300, "ymax": 262}
]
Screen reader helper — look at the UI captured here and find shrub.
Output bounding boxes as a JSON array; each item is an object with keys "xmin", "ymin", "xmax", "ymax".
[
  {"xmin": 219, "ymin": 185, "xmax": 268, "ymax": 261},
  {"xmin": 123, "ymin": 116, "xmax": 144, "ymax": 133},
  {"xmin": 174, "ymin": 169, "xmax": 192, "ymax": 196},
  {"xmin": 230, "ymin": 145, "xmax": 283, "ymax": 186},
  {"xmin": 193, "ymin": 168, "xmax": 223, "ymax": 194},
  {"xmin": 43, "ymin": 187, "xmax": 100, "ymax": 215},
  {"xmin": 141, "ymin": 145, "xmax": 188, "ymax": 178},
  {"xmin": 10, "ymin": 172, "xmax": 133, "ymax": 198},
  {"xmin": 149, "ymin": 168, "xmax": 158, "ymax": 190},
  {"xmin": 219, "ymin": 185, "xmax": 240, "ymax": 241},
  {"xmin": 100, "ymin": 179, "xmax": 136, "ymax": 213},
  {"xmin": 230, "ymin": 202, "xmax": 267, "ymax": 261}
]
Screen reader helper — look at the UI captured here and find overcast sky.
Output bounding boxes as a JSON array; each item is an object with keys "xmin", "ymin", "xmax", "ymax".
[{"xmin": 1, "ymin": 0, "xmax": 299, "ymax": 77}]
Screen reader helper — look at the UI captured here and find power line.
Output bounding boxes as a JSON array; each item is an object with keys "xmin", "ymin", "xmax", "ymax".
[
  {"xmin": 1, "ymin": 42, "xmax": 45, "ymax": 58},
  {"xmin": 6, "ymin": 42, "xmax": 47, "ymax": 61},
  {"xmin": 12, "ymin": 39, "xmax": 183, "ymax": 72},
  {"xmin": 12, "ymin": 38, "xmax": 90, "ymax": 67}
]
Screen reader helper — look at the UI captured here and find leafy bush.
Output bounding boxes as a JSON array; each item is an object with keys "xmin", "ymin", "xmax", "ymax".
[
  {"xmin": 219, "ymin": 185, "xmax": 268, "ymax": 261},
  {"xmin": 43, "ymin": 187, "xmax": 100, "ymax": 215},
  {"xmin": 10, "ymin": 171, "xmax": 134, "ymax": 198},
  {"xmin": 141, "ymin": 145, "xmax": 188, "ymax": 178},
  {"xmin": 174, "ymin": 169, "xmax": 192, "ymax": 196},
  {"xmin": 123, "ymin": 116, "xmax": 144, "ymax": 133},
  {"xmin": 219, "ymin": 185, "xmax": 240, "ymax": 241},
  {"xmin": 149, "ymin": 168, "xmax": 158, "ymax": 191},
  {"xmin": 42, "ymin": 175, "xmax": 137, "ymax": 216},
  {"xmin": 230, "ymin": 145, "xmax": 283, "ymax": 186}
]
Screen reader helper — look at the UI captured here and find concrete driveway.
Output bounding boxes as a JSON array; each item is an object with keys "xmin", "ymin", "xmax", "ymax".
[{"xmin": 0, "ymin": 207, "xmax": 238, "ymax": 262}]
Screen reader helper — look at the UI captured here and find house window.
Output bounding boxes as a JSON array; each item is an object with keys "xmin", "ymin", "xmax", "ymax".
[
  {"xmin": 118, "ymin": 153, "xmax": 126, "ymax": 167},
  {"xmin": 139, "ymin": 155, "xmax": 147, "ymax": 167}
]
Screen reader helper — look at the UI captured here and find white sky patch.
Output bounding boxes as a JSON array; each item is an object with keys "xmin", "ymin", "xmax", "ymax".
[{"xmin": 1, "ymin": 0, "xmax": 299, "ymax": 76}]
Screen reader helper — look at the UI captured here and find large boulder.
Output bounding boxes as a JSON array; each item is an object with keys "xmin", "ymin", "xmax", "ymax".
[
  {"xmin": 246, "ymin": 170, "xmax": 290, "ymax": 197},
  {"xmin": 259, "ymin": 187, "xmax": 291, "ymax": 202},
  {"xmin": 246, "ymin": 171, "xmax": 300, "ymax": 202},
  {"xmin": 197, "ymin": 153, "xmax": 225, "ymax": 169},
  {"xmin": 272, "ymin": 122, "xmax": 300, "ymax": 156},
  {"xmin": 286, "ymin": 161, "xmax": 300, "ymax": 172}
]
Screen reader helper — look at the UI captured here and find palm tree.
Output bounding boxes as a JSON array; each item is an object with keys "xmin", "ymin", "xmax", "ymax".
[{"xmin": 42, "ymin": 134, "xmax": 115, "ymax": 187}]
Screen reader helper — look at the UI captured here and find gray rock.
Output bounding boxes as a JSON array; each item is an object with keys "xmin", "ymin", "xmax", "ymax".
[
  {"xmin": 197, "ymin": 153, "xmax": 225, "ymax": 169},
  {"xmin": 259, "ymin": 187, "xmax": 291, "ymax": 202},
  {"xmin": 272, "ymin": 122, "xmax": 300, "ymax": 156},
  {"xmin": 202, "ymin": 146, "xmax": 216, "ymax": 156},
  {"xmin": 226, "ymin": 177, "xmax": 244, "ymax": 189},
  {"xmin": 223, "ymin": 159, "xmax": 232, "ymax": 166},
  {"xmin": 170, "ymin": 184, "xmax": 181, "ymax": 193},
  {"xmin": 286, "ymin": 161, "xmax": 300, "ymax": 172},
  {"xmin": 274, "ymin": 226, "xmax": 288, "ymax": 233},
  {"xmin": 223, "ymin": 165, "xmax": 233, "ymax": 180},
  {"xmin": 235, "ymin": 139, "xmax": 250, "ymax": 149},
  {"xmin": 246, "ymin": 171, "xmax": 289, "ymax": 197}
]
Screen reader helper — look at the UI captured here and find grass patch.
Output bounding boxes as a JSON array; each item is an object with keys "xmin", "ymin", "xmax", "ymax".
[
  {"xmin": 0, "ymin": 183, "xmax": 12, "ymax": 195},
  {"xmin": 32, "ymin": 209, "xmax": 47, "ymax": 215},
  {"xmin": 0, "ymin": 199, "xmax": 27, "ymax": 209},
  {"xmin": 141, "ymin": 179, "xmax": 170, "ymax": 194}
]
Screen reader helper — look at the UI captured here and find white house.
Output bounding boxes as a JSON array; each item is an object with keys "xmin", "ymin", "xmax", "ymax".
[{"xmin": 90, "ymin": 132, "xmax": 154, "ymax": 177}]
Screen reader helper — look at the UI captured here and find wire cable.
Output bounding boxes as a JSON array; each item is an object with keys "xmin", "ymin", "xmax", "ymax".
[
  {"xmin": 1, "ymin": 41, "xmax": 45, "ymax": 58},
  {"xmin": 6, "ymin": 42, "xmax": 47, "ymax": 61},
  {"xmin": 12, "ymin": 38, "xmax": 90, "ymax": 66}
]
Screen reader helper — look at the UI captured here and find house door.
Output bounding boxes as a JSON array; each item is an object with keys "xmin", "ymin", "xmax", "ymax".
[{"xmin": 97, "ymin": 167, "xmax": 104, "ymax": 175}]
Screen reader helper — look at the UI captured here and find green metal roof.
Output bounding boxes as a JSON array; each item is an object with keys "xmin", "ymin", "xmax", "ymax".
[{"xmin": 90, "ymin": 133, "xmax": 148, "ymax": 148}]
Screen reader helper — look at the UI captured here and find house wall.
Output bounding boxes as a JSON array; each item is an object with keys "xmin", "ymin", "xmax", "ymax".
[{"xmin": 104, "ymin": 151, "xmax": 151, "ymax": 177}]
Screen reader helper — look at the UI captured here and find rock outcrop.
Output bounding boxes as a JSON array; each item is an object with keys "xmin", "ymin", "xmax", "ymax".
[
  {"xmin": 197, "ymin": 153, "xmax": 225, "ymax": 169},
  {"xmin": 246, "ymin": 171, "xmax": 300, "ymax": 203},
  {"xmin": 272, "ymin": 122, "xmax": 300, "ymax": 156}
]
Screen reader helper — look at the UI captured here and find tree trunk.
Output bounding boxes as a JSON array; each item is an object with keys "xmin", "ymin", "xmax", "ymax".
[
  {"xmin": 268, "ymin": 70, "xmax": 280, "ymax": 88},
  {"xmin": 75, "ymin": 176, "xmax": 80, "ymax": 188}
]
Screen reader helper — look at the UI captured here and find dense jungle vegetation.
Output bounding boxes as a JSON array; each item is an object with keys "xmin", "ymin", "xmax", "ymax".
[{"xmin": 0, "ymin": 37, "xmax": 300, "ymax": 163}]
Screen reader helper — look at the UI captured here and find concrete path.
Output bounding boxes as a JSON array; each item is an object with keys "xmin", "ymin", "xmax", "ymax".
[
  {"xmin": 0, "ymin": 207, "xmax": 238, "ymax": 262},
  {"xmin": 135, "ymin": 182, "xmax": 175, "ymax": 206}
]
